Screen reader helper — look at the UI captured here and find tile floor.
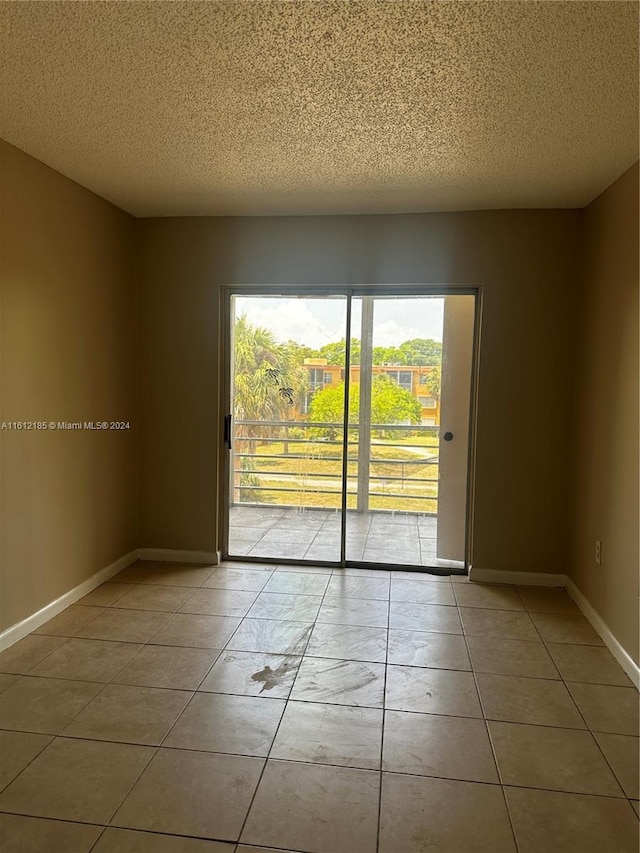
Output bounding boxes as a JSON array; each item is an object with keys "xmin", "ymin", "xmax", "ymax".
[
  {"xmin": 0, "ymin": 560, "xmax": 638, "ymax": 853},
  {"xmin": 228, "ymin": 506, "xmax": 464, "ymax": 569}
]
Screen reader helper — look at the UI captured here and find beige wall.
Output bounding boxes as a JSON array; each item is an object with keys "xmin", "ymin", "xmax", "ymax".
[
  {"xmin": 0, "ymin": 141, "xmax": 137, "ymax": 632},
  {"xmin": 569, "ymin": 163, "xmax": 639, "ymax": 664},
  {"xmin": 136, "ymin": 211, "xmax": 581, "ymax": 572}
]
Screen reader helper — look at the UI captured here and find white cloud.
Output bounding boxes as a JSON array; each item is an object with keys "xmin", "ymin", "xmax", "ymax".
[
  {"xmin": 234, "ymin": 295, "xmax": 445, "ymax": 348},
  {"xmin": 236, "ymin": 297, "xmax": 338, "ymax": 348}
]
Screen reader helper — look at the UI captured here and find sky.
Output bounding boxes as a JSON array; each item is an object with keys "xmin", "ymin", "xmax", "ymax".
[{"xmin": 234, "ymin": 296, "xmax": 445, "ymax": 349}]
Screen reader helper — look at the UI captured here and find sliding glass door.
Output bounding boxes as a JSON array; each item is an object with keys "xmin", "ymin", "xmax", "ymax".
[{"xmin": 223, "ymin": 288, "xmax": 477, "ymax": 572}]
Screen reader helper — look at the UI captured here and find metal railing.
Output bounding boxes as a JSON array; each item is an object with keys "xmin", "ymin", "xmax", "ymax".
[{"xmin": 231, "ymin": 419, "xmax": 440, "ymax": 513}]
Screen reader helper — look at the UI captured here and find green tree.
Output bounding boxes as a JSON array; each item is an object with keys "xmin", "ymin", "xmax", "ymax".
[
  {"xmin": 318, "ymin": 338, "xmax": 361, "ymax": 366},
  {"xmin": 423, "ymin": 364, "xmax": 441, "ymax": 400},
  {"xmin": 398, "ymin": 338, "xmax": 442, "ymax": 366},
  {"xmin": 233, "ymin": 316, "xmax": 308, "ymax": 443},
  {"xmin": 309, "ymin": 374, "xmax": 421, "ymax": 437}
]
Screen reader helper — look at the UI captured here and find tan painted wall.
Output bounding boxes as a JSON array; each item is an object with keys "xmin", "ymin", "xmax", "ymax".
[
  {"xmin": 136, "ymin": 211, "xmax": 580, "ymax": 573},
  {"xmin": 0, "ymin": 141, "xmax": 137, "ymax": 632},
  {"xmin": 569, "ymin": 163, "xmax": 639, "ymax": 664}
]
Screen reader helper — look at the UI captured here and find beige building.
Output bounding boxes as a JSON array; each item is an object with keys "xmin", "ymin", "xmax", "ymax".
[{"xmin": 300, "ymin": 357, "xmax": 441, "ymax": 424}]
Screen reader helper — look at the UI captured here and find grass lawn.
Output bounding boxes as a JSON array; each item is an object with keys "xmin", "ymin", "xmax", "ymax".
[{"xmin": 234, "ymin": 437, "xmax": 439, "ymax": 512}]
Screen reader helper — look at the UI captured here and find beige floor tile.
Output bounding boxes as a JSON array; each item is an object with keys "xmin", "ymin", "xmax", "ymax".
[
  {"xmin": 220, "ymin": 559, "xmax": 276, "ymax": 569},
  {"xmin": 386, "ymin": 664, "xmax": 482, "ymax": 717},
  {"xmin": 271, "ymin": 701, "xmax": 383, "ymax": 770},
  {"xmin": 75, "ymin": 608, "xmax": 170, "ymax": 643},
  {"xmin": 263, "ymin": 571, "xmax": 330, "ymax": 595},
  {"xmin": 517, "ymin": 586, "xmax": 579, "ymax": 614},
  {"xmin": 387, "ymin": 630, "xmax": 470, "ymax": 669},
  {"xmin": 454, "ymin": 583, "xmax": 524, "ymax": 611},
  {"xmin": 530, "ymin": 612, "xmax": 603, "ymax": 645},
  {"xmin": 165, "ymin": 691, "xmax": 285, "ymax": 755},
  {"xmin": 459, "ymin": 608, "xmax": 538, "ymax": 641},
  {"xmin": 390, "ymin": 578, "xmax": 455, "ymax": 605},
  {"xmin": 632, "ymin": 800, "xmax": 640, "ymax": 818},
  {"xmin": 226, "ymin": 618, "xmax": 312, "ymax": 655},
  {"xmin": 326, "ymin": 574, "xmax": 390, "ymax": 600},
  {"xmin": 92, "ymin": 829, "xmax": 235, "ymax": 852},
  {"xmin": 34, "ymin": 606, "xmax": 105, "ymax": 638},
  {"xmin": 114, "ymin": 584, "xmax": 196, "ymax": 612},
  {"xmin": 276, "ymin": 563, "xmax": 332, "ymax": 574},
  {"xmin": 389, "ymin": 601, "xmax": 462, "ymax": 634},
  {"xmin": 394, "ymin": 570, "xmax": 451, "ymax": 582},
  {"xmin": 237, "ymin": 848, "xmax": 298, "ymax": 853},
  {"xmin": 594, "ymin": 733, "xmax": 640, "ymax": 798},
  {"xmin": 567, "ymin": 682, "xmax": 640, "ymax": 735},
  {"xmin": 241, "ymin": 759, "xmax": 379, "ymax": 853},
  {"xmin": 29, "ymin": 638, "xmax": 141, "ymax": 682},
  {"xmin": 199, "ymin": 651, "xmax": 301, "ymax": 698},
  {"xmin": 466, "ymin": 636, "xmax": 559, "ymax": 679},
  {"xmin": 379, "ymin": 773, "xmax": 516, "ymax": 853},
  {"xmin": 317, "ymin": 596, "xmax": 389, "ymax": 628},
  {"xmin": 178, "ymin": 587, "xmax": 258, "ymax": 617},
  {"xmin": 476, "ymin": 673, "xmax": 586, "ymax": 728},
  {"xmin": 0, "ymin": 673, "xmax": 19, "ymax": 693},
  {"xmin": 203, "ymin": 568, "xmax": 272, "ymax": 591},
  {"xmin": 489, "ymin": 721, "xmax": 623, "ymax": 796},
  {"xmin": 0, "ymin": 737, "xmax": 153, "ymax": 823},
  {"xmin": 0, "ymin": 814, "xmax": 102, "ymax": 853},
  {"xmin": 113, "ymin": 645, "xmax": 219, "ymax": 690},
  {"xmin": 148, "ymin": 613, "xmax": 240, "ymax": 648},
  {"xmin": 139, "ymin": 565, "xmax": 216, "ymax": 587},
  {"xmin": 291, "ymin": 657, "xmax": 385, "ymax": 708},
  {"xmin": 78, "ymin": 582, "xmax": 136, "ymax": 607},
  {"xmin": 247, "ymin": 592, "xmax": 323, "ymax": 621},
  {"xmin": 62, "ymin": 684, "xmax": 192, "ymax": 745},
  {"xmin": 0, "ymin": 730, "xmax": 52, "ymax": 790},
  {"xmin": 112, "ymin": 748, "xmax": 263, "ymax": 840},
  {"xmin": 504, "ymin": 786, "xmax": 639, "ymax": 853},
  {"xmin": 0, "ymin": 635, "xmax": 67, "ymax": 674},
  {"xmin": 546, "ymin": 643, "xmax": 632, "ymax": 686},
  {"xmin": 383, "ymin": 710, "xmax": 498, "ymax": 782},
  {"xmin": 112, "ymin": 563, "xmax": 157, "ymax": 583},
  {"xmin": 336, "ymin": 567, "xmax": 392, "ymax": 578},
  {"xmin": 0, "ymin": 676, "xmax": 102, "ymax": 734},
  {"xmin": 307, "ymin": 623, "xmax": 387, "ymax": 663}
]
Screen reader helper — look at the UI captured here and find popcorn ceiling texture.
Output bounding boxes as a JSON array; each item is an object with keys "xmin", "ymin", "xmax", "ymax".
[{"xmin": 0, "ymin": 1, "xmax": 637, "ymax": 216}]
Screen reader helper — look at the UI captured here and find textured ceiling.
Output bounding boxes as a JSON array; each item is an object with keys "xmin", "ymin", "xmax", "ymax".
[{"xmin": 0, "ymin": 1, "xmax": 638, "ymax": 216}]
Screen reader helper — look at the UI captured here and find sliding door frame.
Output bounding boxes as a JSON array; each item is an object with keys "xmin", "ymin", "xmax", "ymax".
[{"xmin": 218, "ymin": 284, "xmax": 482, "ymax": 575}]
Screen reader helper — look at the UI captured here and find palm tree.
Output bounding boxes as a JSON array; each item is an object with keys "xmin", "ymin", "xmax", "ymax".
[{"xmin": 232, "ymin": 316, "xmax": 307, "ymax": 448}]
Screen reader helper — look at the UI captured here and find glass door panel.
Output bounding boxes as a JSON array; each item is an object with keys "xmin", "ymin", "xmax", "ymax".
[
  {"xmin": 345, "ymin": 295, "xmax": 474, "ymax": 569},
  {"xmin": 227, "ymin": 294, "xmax": 348, "ymax": 563}
]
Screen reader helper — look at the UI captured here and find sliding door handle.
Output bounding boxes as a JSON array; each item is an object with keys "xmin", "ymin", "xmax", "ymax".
[
  {"xmin": 443, "ymin": 431, "xmax": 453, "ymax": 442},
  {"xmin": 223, "ymin": 414, "xmax": 232, "ymax": 449}
]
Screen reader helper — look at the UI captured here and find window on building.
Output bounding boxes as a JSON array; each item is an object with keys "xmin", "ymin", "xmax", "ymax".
[
  {"xmin": 418, "ymin": 396, "xmax": 437, "ymax": 408},
  {"xmin": 384, "ymin": 369, "xmax": 413, "ymax": 390},
  {"xmin": 323, "ymin": 372, "xmax": 333, "ymax": 385},
  {"xmin": 308, "ymin": 368, "xmax": 324, "ymax": 391}
]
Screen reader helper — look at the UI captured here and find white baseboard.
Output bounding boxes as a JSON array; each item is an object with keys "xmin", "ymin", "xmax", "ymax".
[
  {"xmin": 565, "ymin": 577, "xmax": 640, "ymax": 690},
  {"xmin": 468, "ymin": 567, "xmax": 567, "ymax": 587},
  {"xmin": 136, "ymin": 548, "xmax": 219, "ymax": 565},
  {"xmin": 0, "ymin": 549, "xmax": 138, "ymax": 652}
]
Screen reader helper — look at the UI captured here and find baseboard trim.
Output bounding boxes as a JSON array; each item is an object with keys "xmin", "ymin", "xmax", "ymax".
[
  {"xmin": 136, "ymin": 548, "xmax": 219, "ymax": 565},
  {"xmin": 564, "ymin": 577, "xmax": 640, "ymax": 690},
  {"xmin": 468, "ymin": 567, "xmax": 567, "ymax": 587},
  {"xmin": 0, "ymin": 549, "xmax": 139, "ymax": 652}
]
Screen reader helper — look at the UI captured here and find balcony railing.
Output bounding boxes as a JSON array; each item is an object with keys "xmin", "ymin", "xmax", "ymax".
[{"xmin": 231, "ymin": 419, "xmax": 440, "ymax": 514}]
